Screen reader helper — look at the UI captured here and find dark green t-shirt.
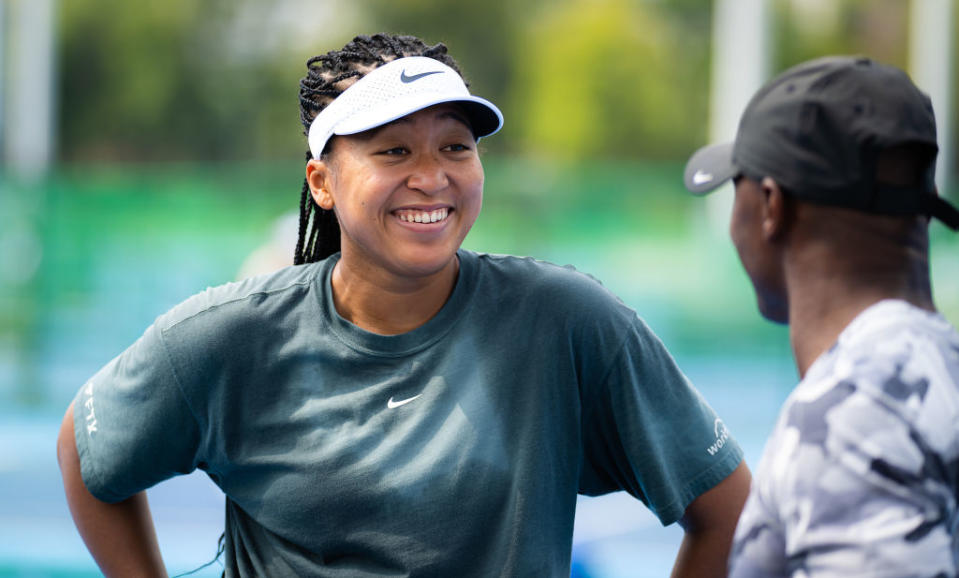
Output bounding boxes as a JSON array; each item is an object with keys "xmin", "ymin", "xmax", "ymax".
[{"xmin": 74, "ymin": 250, "xmax": 743, "ymax": 577}]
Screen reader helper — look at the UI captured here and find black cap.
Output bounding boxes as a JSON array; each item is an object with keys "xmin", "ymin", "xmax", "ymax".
[{"xmin": 684, "ymin": 56, "xmax": 959, "ymax": 231}]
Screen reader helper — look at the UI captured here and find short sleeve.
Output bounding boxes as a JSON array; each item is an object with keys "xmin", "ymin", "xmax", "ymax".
[
  {"xmin": 579, "ymin": 316, "xmax": 744, "ymax": 525},
  {"xmin": 731, "ymin": 376, "xmax": 958, "ymax": 578},
  {"xmin": 73, "ymin": 322, "xmax": 202, "ymax": 503}
]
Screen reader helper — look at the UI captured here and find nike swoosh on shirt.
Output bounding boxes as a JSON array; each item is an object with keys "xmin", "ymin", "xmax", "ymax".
[
  {"xmin": 400, "ymin": 69, "xmax": 443, "ymax": 83},
  {"xmin": 387, "ymin": 394, "xmax": 423, "ymax": 409}
]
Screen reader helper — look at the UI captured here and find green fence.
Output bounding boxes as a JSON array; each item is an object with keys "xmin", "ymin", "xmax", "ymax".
[{"xmin": 1, "ymin": 158, "xmax": 957, "ymax": 408}]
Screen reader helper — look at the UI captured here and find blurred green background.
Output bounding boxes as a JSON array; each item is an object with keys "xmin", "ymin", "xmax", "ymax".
[
  {"xmin": 1, "ymin": 0, "xmax": 958, "ymax": 576},
  {"xmin": 1, "ymin": 0, "xmax": 954, "ymax": 408}
]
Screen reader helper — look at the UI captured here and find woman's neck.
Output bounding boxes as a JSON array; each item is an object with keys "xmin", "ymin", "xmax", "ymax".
[{"xmin": 329, "ymin": 255, "xmax": 460, "ymax": 335}]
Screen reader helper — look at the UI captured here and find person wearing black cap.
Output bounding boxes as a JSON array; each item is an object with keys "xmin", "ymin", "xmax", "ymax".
[
  {"xmin": 57, "ymin": 34, "xmax": 751, "ymax": 577},
  {"xmin": 685, "ymin": 56, "xmax": 959, "ymax": 576}
]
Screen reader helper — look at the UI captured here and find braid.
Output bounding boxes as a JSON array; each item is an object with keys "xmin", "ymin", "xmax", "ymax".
[
  {"xmin": 293, "ymin": 152, "xmax": 312, "ymax": 266},
  {"xmin": 293, "ymin": 33, "xmax": 465, "ymax": 265}
]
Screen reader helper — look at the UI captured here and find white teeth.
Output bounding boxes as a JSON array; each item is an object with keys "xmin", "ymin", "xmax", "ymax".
[{"xmin": 398, "ymin": 208, "xmax": 449, "ymax": 223}]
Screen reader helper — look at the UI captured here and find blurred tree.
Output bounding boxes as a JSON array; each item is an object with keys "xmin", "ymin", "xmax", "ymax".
[
  {"xmin": 773, "ymin": 0, "xmax": 908, "ymax": 71},
  {"xmin": 56, "ymin": 0, "xmax": 716, "ymax": 163},
  {"xmin": 57, "ymin": 0, "xmax": 932, "ymax": 166},
  {"xmin": 57, "ymin": 0, "xmax": 354, "ymax": 163},
  {"xmin": 60, "ymin": 0, "xmax": 215, "ymax": 161},
  {"xmin": 509, "ymin": 0, "xmax": 710, "ymax": 161}
]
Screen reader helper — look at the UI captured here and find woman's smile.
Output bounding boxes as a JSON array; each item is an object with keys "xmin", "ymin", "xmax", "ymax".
[{"xmin": 394, "ymin": 206, "xmax": 451, "ymax": 225}]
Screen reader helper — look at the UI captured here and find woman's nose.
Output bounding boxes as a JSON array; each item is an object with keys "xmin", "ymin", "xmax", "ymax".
[{"xmin": 405, "ymin": 153, "xmax": 449, "ymax": 195}]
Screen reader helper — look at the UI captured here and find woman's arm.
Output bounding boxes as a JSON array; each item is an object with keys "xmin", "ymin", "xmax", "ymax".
[
  {"xmin": 671, "ymin": 461, "xmax": 752, "ymax": 578},
  {"xmin": 57, "ymin": 402, "xmax": 168, "ymax": 578}
]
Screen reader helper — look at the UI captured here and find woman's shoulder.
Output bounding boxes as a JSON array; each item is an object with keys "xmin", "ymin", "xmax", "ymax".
[
  {"xmin": 156, "ymin": 261, "xmax": 325, "ymax": 333},
  {"xmin": 466, "ymin": 250, "xmax": 632, "ymax": 317},
  {"xmin": 470, "ymin": 250, "xmax": 605, "ymax": 287},
  {"xmin": 469, "ymin": 250, "xmax": 596, "ymax": 283}
]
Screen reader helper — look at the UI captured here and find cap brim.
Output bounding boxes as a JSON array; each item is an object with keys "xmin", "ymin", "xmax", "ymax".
[
  {"xmin": 335, "ymin": 94, "xmax": 503, "ymax": 140},
  {"xmin": 683, "ymin": 142, "xmax": 737, "ymax": 195}
]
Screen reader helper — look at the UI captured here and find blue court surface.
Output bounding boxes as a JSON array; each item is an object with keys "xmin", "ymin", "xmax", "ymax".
[{"xmin": 0, "ymin": 356, "xmax": 793, "ymax": 578}]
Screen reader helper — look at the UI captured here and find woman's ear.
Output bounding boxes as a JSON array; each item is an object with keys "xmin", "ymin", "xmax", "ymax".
[
  {"xmin": 760, "ymin": 177, "xmax": 789, "ymax": 242},
  {"xmin": 306, "ymin": 159, "xmax": 335, "ymax": 210}
]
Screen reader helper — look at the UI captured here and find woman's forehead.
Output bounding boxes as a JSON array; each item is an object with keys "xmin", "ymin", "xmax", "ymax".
[
  {"xmin": 350, "ymin": 104, "xmax": 474, "ymax": 140},
  {"xmin": 382, "ymin": 103, "xmax": 472, "ymax": 130}
]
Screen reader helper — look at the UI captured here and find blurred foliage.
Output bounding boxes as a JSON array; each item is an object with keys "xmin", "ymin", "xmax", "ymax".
[
  {"xmin": 52, "ymin": 0, "xmax": 957, "ymax": 168},
  {"xmin": 54, "ymin": 0, "xmax": 715, "ymax": 162},
  {"xmin": 58, "ymin": 0, "xmax": 321, "ymax": 162},
  {"xmin": 773, "ymin": 0, "xmax": 909, "ymax": 71},
  {"xmin": 510, "ymin": 0, "xmax": 710, "ymax": 160},
  {"xmin": 52, "ymin": 0, "xmax": 716, "ymax": 163}
]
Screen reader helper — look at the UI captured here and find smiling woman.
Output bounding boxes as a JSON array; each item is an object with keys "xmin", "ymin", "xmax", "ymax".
[{"xmin": 57, "ymin": 33, "xmax": 751, "ymax": 578}]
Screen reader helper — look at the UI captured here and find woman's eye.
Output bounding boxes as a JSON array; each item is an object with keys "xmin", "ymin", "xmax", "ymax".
[
  {"xmin": 444, "ymin": 143, "xmax": 471, "ymax": 152},
  {"xmin": 380, "ymin": 147, "xmax": 408, "ymax": 156}
]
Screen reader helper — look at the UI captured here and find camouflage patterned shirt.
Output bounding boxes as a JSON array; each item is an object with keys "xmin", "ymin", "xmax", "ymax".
[{"xmin": 729, "ymin": 300, "xmax": 959, "ymax": 578}]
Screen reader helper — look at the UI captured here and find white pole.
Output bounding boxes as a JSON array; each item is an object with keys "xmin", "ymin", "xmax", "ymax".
[
  {"xmin": 709, "ymin": 0, "xmax": 771, "ymax": 146},
  {"xmin": 5, "ymin": 0, "xmax": 56, "ymax": 179},
  {"xmin": 0, "ymin": 1, "xmax": 6, "ymax": 160},
  {"xmin": 909, "ymin": 0, "xmax": 954, "ymax": 196},
  {"xmin": 705, "ymin": 0, "xmax": 772, "ymax": 232}
]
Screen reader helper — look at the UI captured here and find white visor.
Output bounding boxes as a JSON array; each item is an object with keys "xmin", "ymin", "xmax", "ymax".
[{"xmin": 307, "ymin": 56, "xmax": 504, "ymax": 159}]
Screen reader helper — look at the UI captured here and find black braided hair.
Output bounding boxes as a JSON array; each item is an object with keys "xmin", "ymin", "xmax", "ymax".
[{"xmin": 294, "ymin": 33, "xmax": 466, "ymax": 265}]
